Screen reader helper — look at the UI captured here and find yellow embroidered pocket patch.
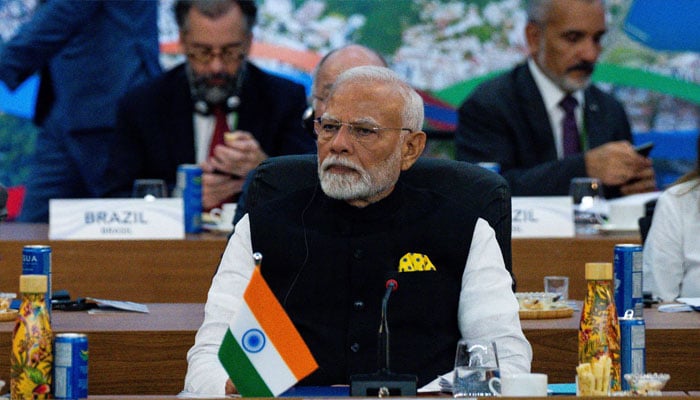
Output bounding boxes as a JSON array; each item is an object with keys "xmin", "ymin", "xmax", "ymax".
[{"xmin": 398, "ymin": 252, "xmax": 436, "ymax": 272}]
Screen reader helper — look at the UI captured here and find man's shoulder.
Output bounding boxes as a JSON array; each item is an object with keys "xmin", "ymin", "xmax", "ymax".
[
  {"xmin": 462, "ymin": 63, "xmax": 528, "ymax": 106},
  {"xmin": 585, "ymin": 83, "xmax": 625, "ymax": 108},
  {"xmin": 119, "ymin": 64, "xmax": 186, "ymax": 107}
]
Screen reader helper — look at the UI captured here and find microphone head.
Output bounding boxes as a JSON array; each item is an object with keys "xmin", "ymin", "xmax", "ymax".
[{"xmin": 385, "ymin": 279, "xmax": 398, "ymax": 291}]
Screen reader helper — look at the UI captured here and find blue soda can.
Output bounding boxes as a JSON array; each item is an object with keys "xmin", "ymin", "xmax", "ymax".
[
  {"xmin": 477, "ymin": 162, "xmax": 501, "ymax": 174},
  {"xmin": 54, "ymin": 333, "xmax": 89, "ymax": 400},
  {"xmin": 22, "ymin": 245, "xmax": 52, "ymax": 316},
  {"xmin": 613, "ymin": 244, "xmax": 643, "ymax": 317},
  {"xmin": 177, "ymin": 164, "xmax": 202, "ymax": 233},
  {"xmin": 620, "ymin": 310, "xmax": 645, "ymax": 391}
]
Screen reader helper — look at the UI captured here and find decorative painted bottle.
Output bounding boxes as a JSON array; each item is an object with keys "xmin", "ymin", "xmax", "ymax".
[
  {"xmin": 11, "ymin": 275, "xmax": 53, "ymax": 399},
  {"xmin": 578, "ymin": 262, "xmax": 621, "ymax": 394}
]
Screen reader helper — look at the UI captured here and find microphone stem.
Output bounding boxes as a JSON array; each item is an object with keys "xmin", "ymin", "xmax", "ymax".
[{"xmin": 379, "ymin": 284, "xmax": 393, "ymax": 373}]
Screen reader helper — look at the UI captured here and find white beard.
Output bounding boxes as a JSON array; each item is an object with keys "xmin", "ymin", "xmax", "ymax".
[{"xmin": 318, "ymin": 147, "xmax": 402, "ymax": 203}]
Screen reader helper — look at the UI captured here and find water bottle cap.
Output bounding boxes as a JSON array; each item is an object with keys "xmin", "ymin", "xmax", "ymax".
[
  {"xmin": 585, "ymin": 262, "xmax": 613, "ymax": 280},
  {"xmin": 19, "ymin": 275, "xmax": 48, "ymax": 293}
]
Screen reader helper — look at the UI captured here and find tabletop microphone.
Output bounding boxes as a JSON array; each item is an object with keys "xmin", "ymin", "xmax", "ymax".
[
  {"xmin": 350, "ymin": 277, "xmax": 417, "ymax": 397},
  {"xmin": 379, "ymin": 279, "xmax": 397, "ymax": 372}
]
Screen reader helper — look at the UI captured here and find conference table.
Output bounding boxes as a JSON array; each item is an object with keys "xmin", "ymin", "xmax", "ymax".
[
  {"xmin": 0, "ymin": 304, "xmax": 697, "ymax": 395},
  {"xmin": 4, "ymin": 223, "xmax": 685, "ymax": 396},
  {"xmin": 0, "ymin": 223, "xmax": 640, "ymax": 302}
]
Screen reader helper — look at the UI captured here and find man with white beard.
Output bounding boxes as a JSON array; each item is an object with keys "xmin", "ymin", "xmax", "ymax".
[{"xmin": 184, "ymin": 66, "xmax": 531, "ymax": 396}]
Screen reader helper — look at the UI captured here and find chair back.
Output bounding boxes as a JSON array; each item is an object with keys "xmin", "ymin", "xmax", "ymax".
[
  {"xmin": 638, "ymin": 198, "xmax": 658, "ymax": 244},
  {"xmin": 235, "ymin": 154, "xmax": 514, "ymax": 283},
  {"xmin": 0, "ymin": 184, "xmax": 7, "ymax": 222}
]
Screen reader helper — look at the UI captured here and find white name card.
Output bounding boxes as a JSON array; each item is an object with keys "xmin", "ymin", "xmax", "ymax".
[
  {"xmin": 49, "ymin": 199, "xmax": 185, "ymax": 240},
  {"xmin": 511, "ymin": 196, "xmax": 574, "ymax": 238}
]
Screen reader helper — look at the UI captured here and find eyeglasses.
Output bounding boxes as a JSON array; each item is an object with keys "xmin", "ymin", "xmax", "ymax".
[
  {"xmin": 185, "ymin": 43, "xmax": 246, "ymax": 65},
  {"xmin": 313, "ymin": 118, "xmax": 412, "ymax": 143}
]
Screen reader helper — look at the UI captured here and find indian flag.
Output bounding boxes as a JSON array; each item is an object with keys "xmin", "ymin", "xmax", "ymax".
[{"xmin": 218, "ymin": 267, "xmax": 318, "ymax": 397}]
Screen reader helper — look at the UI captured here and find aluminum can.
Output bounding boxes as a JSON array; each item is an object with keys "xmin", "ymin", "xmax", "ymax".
[
  {"xmin": 54, "ymin": 333, "xmax": 89, "ymax": 399},
  {"xmin": 477, "ymin": 162, "xmax": 501, "ymax": 174},
  {"xmin": 176, "ymin": 164, "xmax": 203, "ymax": 233},
  {"xmin": 22, "ymin": 245, "xmax": 52, "ymax": 316},
  {"xmin": 620, "ymin": 310, "xmax": 645, "ymax": 391},
  {"xmin": 613, "ymin": 244, "xmax": 643, "ymax": 317}
]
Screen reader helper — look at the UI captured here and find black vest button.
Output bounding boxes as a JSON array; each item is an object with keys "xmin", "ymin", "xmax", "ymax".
[
  {"xmin": 353, "ymin": 249, "xmax": 364, "ymax": 259},
  {"xmin": 350, "ymin": 343, "xmax": 360, "ymax": 352},
  {"xmin": 353, "ymin": 300, "xmax": 364, "ymax": 310}
]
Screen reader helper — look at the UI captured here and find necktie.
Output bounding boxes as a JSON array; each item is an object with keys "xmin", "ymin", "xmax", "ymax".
[
  {"xmin": 559, "ymin": 95, "xmax": 580, "ymax": 156},
  {"xmin": 207, "ymin": 105, "xmax": 236, "ymax": 209},
  {"xmin": 208, "ymin": 105, "xmax": 229, "ymax": 157}
]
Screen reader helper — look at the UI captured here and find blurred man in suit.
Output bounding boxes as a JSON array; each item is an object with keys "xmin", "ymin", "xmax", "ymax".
[
  {"xmin": 101, "ymin": 0, "xmax": 314, "ymax": 209},
  {"xmin": 185, "ymin": 66, "xmax": 531, "ymax": 395},
  {"xmin": 455, "ymin": 0, "xmax": 655, "ymax": 198},
  {"xmin": 0, "ymin": 1, "xmax": 161, "ymax": 222},
  {"xmin": 310, "ymin": 45, "xmax": 387, "ymax": 120}
]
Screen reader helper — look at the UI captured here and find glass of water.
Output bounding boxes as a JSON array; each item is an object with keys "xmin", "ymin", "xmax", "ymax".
[
  {"xmin": 569, "ymin": 177, "xmax": 605, "ymax": 235},
  {"xmin": 452, "ymin": 340, "xmax": 500, "ymax": 397},
  {"xmin": 132, "ymin": 179, "xmax": 167, "ymax": 201}
]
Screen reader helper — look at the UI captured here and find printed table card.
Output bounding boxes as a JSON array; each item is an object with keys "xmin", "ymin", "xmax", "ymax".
[
  {"xmin": 49, "ymin": 198, "xmax": 184, "ymax": 240},
  {"xmin": 511, "ymin": 196, "xmax": 574, "ymax": 238}
]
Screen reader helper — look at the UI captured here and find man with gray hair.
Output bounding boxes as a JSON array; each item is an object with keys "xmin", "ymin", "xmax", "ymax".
[
  {"xmin": 101, "ymin": 0, "xmax": 315, "ymax": 208},
  {"xmin": 185, "ymin": 65, "xmax": 531, "ymax": 395},
  {"xmin": 455, "ymin": 0, "xmax": 655, "ymax": 198}
]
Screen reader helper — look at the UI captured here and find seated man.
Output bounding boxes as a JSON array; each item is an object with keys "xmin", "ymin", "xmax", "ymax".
[
  {"xmin": 185, "ymin": 66, "xmax": 531, "ymax": 395},
  {"xmin": 100, "ymin": 0, "xmax": 314, "ymax": 208},
  {"xmin": 455, "ymin": 0, "xmax": 655, "ymax": 198}
]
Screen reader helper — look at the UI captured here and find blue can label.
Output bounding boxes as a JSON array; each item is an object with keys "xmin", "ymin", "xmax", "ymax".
[
  {"xmin": 614, "ymin": 244, "xmax": 643, "ymax": 317},
  {"xmin": 620, "ymin": 311, "xmax": 645, "ymax": 391},
  {"xmin": 22, "ymin": 245, "xmax": 52, "ymax": 316},
  {"xmin": 54, "ymin": 333, "xmax": 88, "ymax": 399},
  {"xmin": 177, "ymin": 164, "xmax": 203, "ymax": 233}
]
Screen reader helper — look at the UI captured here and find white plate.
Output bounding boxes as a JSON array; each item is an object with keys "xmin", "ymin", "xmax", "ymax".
[
  {"xmin": 202, "ymin": 223, "xmax": 233, "ymax": 233},
  {"xmin": 596, "ymin": 224, "xmax": 639, "ymax": 234}
]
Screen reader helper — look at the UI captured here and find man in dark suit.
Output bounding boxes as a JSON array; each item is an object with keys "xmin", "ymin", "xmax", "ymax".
[
  {"xmin": 101, "ymin": 0, "xmax": 314, "ymax": 209},
  {"xmin": 455, "ymin": 0, "xmax": 655, "ymax": 197},
  {"xmin": 0, "ymin": 1, "xmax": 162, "ymax": 222}
]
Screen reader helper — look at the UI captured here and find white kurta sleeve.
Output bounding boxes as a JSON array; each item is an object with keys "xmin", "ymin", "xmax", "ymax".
[
  {"xmin": 183, "ymin": 215, "xmax": 256, "ymax": 396},
  {"xmin": 458, "ymin": 218, "xmax": 532, "ymax": 375}
]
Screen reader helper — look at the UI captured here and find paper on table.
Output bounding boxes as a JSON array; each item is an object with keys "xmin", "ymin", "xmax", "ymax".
[
  {"xmin": 417, "ymin": 372, "xmax": 452, "ymax": 393},
  {"xmin": 86, "ymin": 298, "xmax": 149, "ymax": 313},
  {"xmin": 677, "ymin": 297, "xmax": 700, "ymax": 307},
  {"xmin": 657, "ymin": 298, "xmax": 700, "ymax": 312}
]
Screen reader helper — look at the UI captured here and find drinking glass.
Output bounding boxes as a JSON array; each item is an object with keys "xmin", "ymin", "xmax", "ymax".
[
  {"xmin": 452, "ymin": 340, "xmax": 500, "ymax": 397},
  {"xmin": 544, "ymin": 275, "xmax": 569, "ymax": 302},
  {"xmin": 132, "ymin": 179, "xmax": 167, "ymax": 201},
  {"xmin": 569, "ymin": 177, "xmax": 605, "ymax": 235}
]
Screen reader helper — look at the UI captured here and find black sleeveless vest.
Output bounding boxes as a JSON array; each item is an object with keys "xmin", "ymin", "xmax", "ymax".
[{"xmin": 249, "ymin": 181, "xmax": 478, "ymax": 386}]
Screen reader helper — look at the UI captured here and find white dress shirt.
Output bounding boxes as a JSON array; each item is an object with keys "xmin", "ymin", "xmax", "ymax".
[
  {"xmin": 643, "ymin": 179, "xmax": 700, "ymax": 302},
  {"xmin": 528, "ymin": 59, "xmax": 585, "ymax": 159},
  {"xmin": 183, "ymin": 216, "xmax": 532, "ymax": 396}
]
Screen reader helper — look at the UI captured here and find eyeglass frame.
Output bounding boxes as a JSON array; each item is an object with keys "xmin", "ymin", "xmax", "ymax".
[
  {"xmin": 313, "ymin": 117, "xmax": 413, "ymax": 143},
  {"xmin": 184, "ymin": 41, "xmax": 248, "ymax": 65}
]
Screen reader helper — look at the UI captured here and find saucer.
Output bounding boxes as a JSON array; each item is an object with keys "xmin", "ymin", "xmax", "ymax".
[
  {"xmin": 202, "ymin": 223, "xmax": 234, "ymax": 233},
  {"xmin": 596, "ymin": 224, "xmax": 639, "ymax": 234},
  {"xmin": 0, "ymin": 309, "xmax": 18, "ymax": 322}
]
